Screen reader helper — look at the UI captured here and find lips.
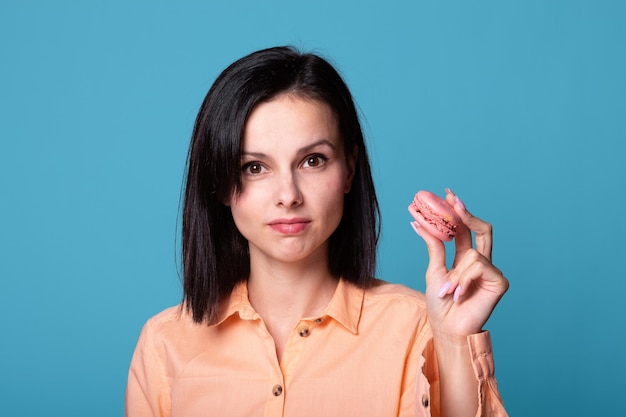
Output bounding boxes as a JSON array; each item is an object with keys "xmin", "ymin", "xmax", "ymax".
[{"xmin": 268, "ymin": 218, "xmax": 310, "ymax": 234}]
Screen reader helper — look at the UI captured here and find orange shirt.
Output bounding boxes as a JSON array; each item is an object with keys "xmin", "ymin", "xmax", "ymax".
[{"xmin": 126, "ymin": 279, "xmax": 507, "ymax": 417}]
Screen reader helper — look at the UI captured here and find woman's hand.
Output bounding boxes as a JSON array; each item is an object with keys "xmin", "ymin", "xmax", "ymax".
[{"xmin": 412, "ymin": 188, "xmax": 509, "ymax": 341}]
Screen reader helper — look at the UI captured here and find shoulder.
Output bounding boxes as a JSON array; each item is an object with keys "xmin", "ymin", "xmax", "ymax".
[
  {"xmin": 137, "ymin": 305, "xmax": 197, "ymax": 343},
  {"xmin": 364, "ymin": 279, "xmax": 427, "ymax": 308},
  {"xmin": 358, "ymin": 279, "xmax": 429, "ymax": 325},
  {"xmin": 353, "ymin": 279, "xmax": 431, "ymax": 345},
  {"xmin": 144, "ymin": 305, "xmax": 185, "ymax": 327}
]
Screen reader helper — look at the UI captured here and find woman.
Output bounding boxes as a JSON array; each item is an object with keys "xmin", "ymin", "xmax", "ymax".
[{"xmin": 126, "ymin": 46, "xmax": 509, "ymax": 417}]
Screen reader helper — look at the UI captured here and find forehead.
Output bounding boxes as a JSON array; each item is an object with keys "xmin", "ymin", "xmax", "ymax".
[{"xmin": 242, "ymin": 94, "xmax": 340, "ymax": 151}]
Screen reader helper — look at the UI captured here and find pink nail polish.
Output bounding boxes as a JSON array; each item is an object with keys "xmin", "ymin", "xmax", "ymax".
[
  {"xmin": 410, "ymin": 221, "xmax": 420, "ymax": 235},
  {"xmin": 455, "ymin": 196, "xmax": 466, "ymax": 212},
  {"xmin": 438, "ymin": 281, "xmax": 452, "ymax": 298},
  {"xmin": 453, "ymin": 285, "xmax": 462, "ymax": 302}
]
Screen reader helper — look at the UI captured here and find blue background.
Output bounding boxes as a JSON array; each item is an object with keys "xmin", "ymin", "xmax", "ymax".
[{"xmin": 1, "ymin": 1, "xmax": 624, "ymax": 415}]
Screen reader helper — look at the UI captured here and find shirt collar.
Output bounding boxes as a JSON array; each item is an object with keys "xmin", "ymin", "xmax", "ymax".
[
  {"xmin": 323, "ymin": 279, "xmax": 363, "ymax": 334},
  {"xmin": 212, "ymin": 281, "xmax": 259, "ymax": 326},
  {"xmin": 213, "ymin": 279, "xmax": 364, "ymax": 334}
]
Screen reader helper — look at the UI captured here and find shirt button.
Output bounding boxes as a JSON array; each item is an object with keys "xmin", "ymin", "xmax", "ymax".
[
  {"xmin": 421, "ymin": 393, "xmax": 429, "ymax": 407},
  {"xmin": 272, "ymin": 384, "xmax": 283, "ymax": 396},
  {"xmin": 298, "ymin": 327, "xmax": 310, "ymax": 337}
]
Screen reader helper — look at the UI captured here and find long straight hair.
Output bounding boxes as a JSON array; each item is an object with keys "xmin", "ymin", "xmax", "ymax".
[{"xmin": 182, "ymin": 46, "xmax": 380, "ymax": 324}]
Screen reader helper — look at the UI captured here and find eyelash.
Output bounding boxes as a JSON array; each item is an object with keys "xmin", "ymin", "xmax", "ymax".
[
  {"xmin": 241, "ymin": 154, "xmax": 328, "ymax": 176},
  {"xmin": 241, "ymin": 162, "xmax": 266, "ymax": 175},
  {"xmin": 302, "ymin": 153, "xmax": 328, "ymax": 168}
]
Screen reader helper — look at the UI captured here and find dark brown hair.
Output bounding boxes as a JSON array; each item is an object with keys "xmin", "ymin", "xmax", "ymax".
[{"xmin": 182, "ymin": 46, "xmax": 380, "ymax": 323}]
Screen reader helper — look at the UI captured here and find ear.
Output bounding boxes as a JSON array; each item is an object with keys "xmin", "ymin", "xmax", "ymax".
[{"xmin": 344, "ymin": 144, "xmax": 358, "ymax": 193}]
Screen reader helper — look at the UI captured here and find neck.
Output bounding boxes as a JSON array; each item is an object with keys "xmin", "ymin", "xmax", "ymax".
[
  {"xmin": 246, "ymin": 247, "xmax": 340, "ymax": 362},
  {"xmin": 247, "ymin": 254, "xmax": 338, "ymax": 322}
]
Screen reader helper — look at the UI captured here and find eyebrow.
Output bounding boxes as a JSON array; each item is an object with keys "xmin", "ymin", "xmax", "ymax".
[{"xmin": 241, "ymin": 139, "xmax": 337, "ymax": 158}]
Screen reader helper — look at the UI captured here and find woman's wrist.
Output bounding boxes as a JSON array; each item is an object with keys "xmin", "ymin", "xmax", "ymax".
[{"xmin": 432, "ymin": 328, "xmax": 484, "ymax": 350}]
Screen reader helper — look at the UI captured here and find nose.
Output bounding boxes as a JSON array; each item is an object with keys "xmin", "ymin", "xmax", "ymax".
[{"xmin": 273, "ymin": 170, "xmax": 303, "ymax": 208}]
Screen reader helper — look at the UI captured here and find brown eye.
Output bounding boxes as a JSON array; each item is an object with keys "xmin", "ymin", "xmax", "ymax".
[
  {"xmin": 307, "ymin": 157, "xmax": 320, "ymax": 167},
  {"xmin": 242, "ymin": 162, "xmax": 265, "ymax": 175},
  {"xmin": 303, "ymin": 154, "xmax": 327, "ymax": 168}
]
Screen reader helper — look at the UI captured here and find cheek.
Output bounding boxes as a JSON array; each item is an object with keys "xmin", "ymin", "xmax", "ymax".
[
  {"xmin": 326, "ymin": 170, "xmax": 352, "ymax": 196},
  {"xmin": 316, "ymin": 163, "xmax": 352, "ymax": 193},
  {"xmin": 315, "ymin": 177, "xmax": 347, "ymax": 215},
  {"xmin": 228, "ymin": 190, "xmax": 257, "ymax": 229}
]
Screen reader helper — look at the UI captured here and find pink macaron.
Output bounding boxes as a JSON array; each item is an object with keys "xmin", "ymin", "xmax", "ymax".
[{"xmin": 408, "ymin": 190, "xmax": 461, "ymax": 242}]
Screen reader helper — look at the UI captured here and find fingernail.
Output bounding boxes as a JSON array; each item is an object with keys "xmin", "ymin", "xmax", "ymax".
[
  {"xmin": 446, "ymin": 187, "xmax": 454, "ymax": 196},
  {"xmin": 438, "ymin": 281, "xmax": 453, "ymax": 298},
  {"xmin": 410, "ymin": 221, "xmax": 420, "ymax": 235},
  {"xmin": 455, "ymin": 196, "xmax": 466, "ymax": 212},
  {"xmin": 453, "ymin": 285, "xmax": 462, "ymax": 302}
]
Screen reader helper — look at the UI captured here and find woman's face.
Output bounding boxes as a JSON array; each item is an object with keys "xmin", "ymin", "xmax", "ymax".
[{"xmin": 228, "ymin": 94, "xmax": 355, "ymax": 268}]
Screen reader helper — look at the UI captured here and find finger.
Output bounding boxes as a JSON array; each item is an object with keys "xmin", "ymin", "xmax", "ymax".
[
  {"xmin": 409, "ymin": 221, "xmax": 447, "ymax": 280},
  {"xmin": 456, "ymin": 208, "xmax": 492, "ymax": 261},
  {"xmin": 447, "ymin": 249, "xmax": 507, "ymax": 301},
  {"xmin": 444, "ymin": 189, "xmax": 473, "ymax": 266},
  {"xmin": 446, "ymin": 188, "xmax": 493, "ymax": 261},
  {"xmin": 453, "ymin": 262, "xmax": 508, "ymax": 303},
  {"xmin": 444, "ymin": 188, "xmax": 457, "ymax": 207},
  {"xmin": 449, "ymin": 249, "xmax": 501, "ymax": 284},
  {"xmin": 452, "ymin": 223, "xmax": 473, "ymax": 267}
]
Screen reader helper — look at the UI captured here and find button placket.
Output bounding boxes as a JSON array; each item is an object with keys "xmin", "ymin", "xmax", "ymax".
[{"xmin": 297, "ymin": 317, "xmax": 324, "ymax": 338}]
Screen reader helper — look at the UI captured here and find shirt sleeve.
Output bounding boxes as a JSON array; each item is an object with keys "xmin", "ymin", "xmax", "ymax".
[
  {"xmin": 416, "ymin": 331, "xmax": 508, "ymax": 417},
  {"xmin": 467, "ymin": 331, "xmax": 508, "ymax": 417},
  {"xmin": 125, "ymin": 320, "xmax": 171, "ymax": 417}
]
